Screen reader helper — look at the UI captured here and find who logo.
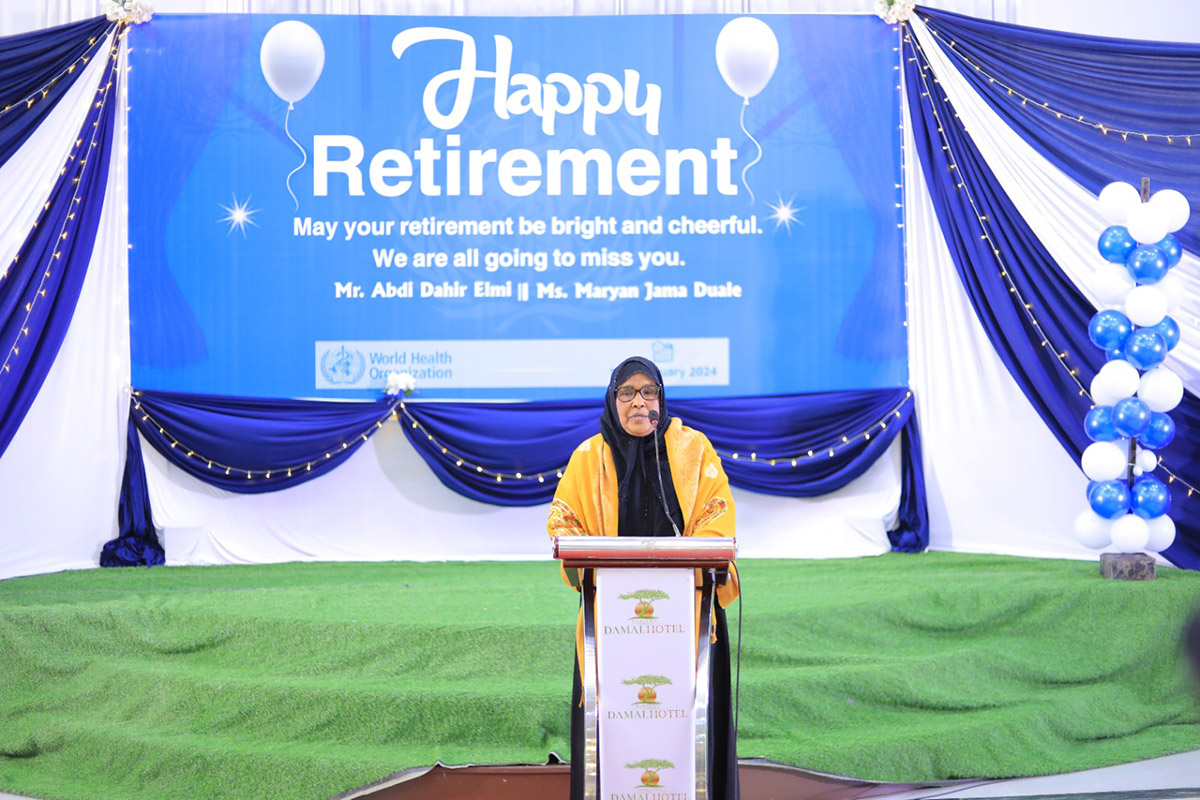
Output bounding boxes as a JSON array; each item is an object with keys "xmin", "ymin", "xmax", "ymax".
[{"xmin": 319, "ymin": 345, "xmax": 366, "ymax": 385}]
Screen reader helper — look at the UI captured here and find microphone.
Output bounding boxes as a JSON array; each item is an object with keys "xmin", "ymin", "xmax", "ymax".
[{"xmin": 649, "ymin": 410, "xmax": 681, "ymax": 537}]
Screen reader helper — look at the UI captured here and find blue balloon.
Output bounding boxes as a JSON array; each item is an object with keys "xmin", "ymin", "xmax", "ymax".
[
  {"xmin": 1084, "ymin": 406, "xmax": 1120, "ymax": 442},
  {"xmin": 1097, "ymin": 226, "xmax": 1137, "ymax": 263},
  {"xmin": 1089, "ymin": 480, "xmax": 1131, "ymax": 520},
  {"xmin": 1125, "ymin": 244, "xmax": 1169, "ymax": 285},
  {"xmin": 1125, "ymin": 329, "xmax": 1168, "ymax": 370},
  {"xmin": 1156, "ymin": 233, "xmax": 1183, "ymax": 267},
  {"xmin": 1112, "ymin": 396, "xmax": 1152, "ymax": 438},
  {"xmin": 1149, "ymin": 315, "xmax": 1181, "ymax": 351},
  {"xmin": 1106, "ymin": 347, "xmax": 1127, "ymax": 362},
  {"xmin": 1131, "ymin": 475, "xmax": 1171, "ymax": 519},
  {"xmin": 1141, "ymin": 412, "xmax": 1176, "ymax": 449},
  {"xmin": 1088, "ymin": 310, "xmax": 1133, "ymax": 351}
]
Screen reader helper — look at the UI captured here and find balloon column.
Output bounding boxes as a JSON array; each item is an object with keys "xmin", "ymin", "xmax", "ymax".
[{"xmin": 1077, "ymin": 181, "xmax": 1190, "ymax": 554}]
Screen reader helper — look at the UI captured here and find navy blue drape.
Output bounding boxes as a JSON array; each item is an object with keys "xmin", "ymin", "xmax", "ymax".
[
  {"xmin": 0, "ymin": 17, "xmax": 113, "ymax": 169},
  {"xmin": 916, "ymin": 7, "xmax": 1200, "ymax": 254},
  {"xmin": 400, "ymin": 389, "xmax": 928, "ymax": 549},
  {"xmin": 110, "ymin": 388, "xmax": 928, "ymax": 566},
  {"xmin": 100, "ymin": 415, "xmax": 165, "ymax": 567},
  {"xmin": 904, "ymin": 24, "xmax": 1200, "ymax": 568},
  {"xmin": 130, "ymin": 389, "xmax": 400, "ymax": 493},
  {"xmin": 0, "ymin": 32, "xmax": 119, "ymax": 459}
]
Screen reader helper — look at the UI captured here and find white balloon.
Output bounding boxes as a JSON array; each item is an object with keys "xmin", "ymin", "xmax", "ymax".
[
  {"xmin": 260, "ymin": 21, "xmax": 326, "ymax": 106},
  {"xmin": 1124, "ymin": 285, "xmax": 1168, "ymax": 327},
  {"xmin": 715, "ymin": 17, "xmax": 779, "ymax": 100},
  {"xmin": 1146, "ymin": 515, "xmax": 1177, "ymax": 552},
  {"xmin": 1136, "ymin": 446, "xmax": 1158, "ymax": 474},
  {"xmin": 1089, "ymin": 264, "xmax": 1137, "ymax": 306},
  {"xmin": 1099, "ymin": 182, "xmax": 1142, "ymax": 226},
  {"xmin": 1150, "ymin": 189, "xmax": 1191, "ymax": 233},
  {"xmin": 1156, "ymin": 272, "xmax": 1185, "ymax": 314},
  {"xmin": 1082, "ymin": 441, "xmax": 1129, "ymax": 482},
  {"xmin": 1074, "ymin": 510, "xmax": 1113, "ymax": 550},
  {"xmin": 1111, "ymin": 514, "xmax": 1150, "ymax": 552},
  {"xmin": 1137, "ymin": 367, "xmax": 1184, "ymax": 412},
  {"xmin": 1126, "ymin": 202, "xmax": 1170, "ymax": 245},
  {"xmin": 1090, "ymin": 360, "xmax": 1140, "ymax": 406}
]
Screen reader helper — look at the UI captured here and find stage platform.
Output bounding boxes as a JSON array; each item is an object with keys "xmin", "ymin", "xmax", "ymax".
[
  {"xmin": 2, "ymin": 553, "xmax": 1200, "ymax": 799},
  {"xmin": 332, "ymin": 750, "xmax": 1200, "ymax": 800}
]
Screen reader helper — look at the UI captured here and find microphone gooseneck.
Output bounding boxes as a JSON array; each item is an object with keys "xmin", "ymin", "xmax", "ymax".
[{"xmin": 648, "ymin": 410, "xmax": 681, "ymax": 537}]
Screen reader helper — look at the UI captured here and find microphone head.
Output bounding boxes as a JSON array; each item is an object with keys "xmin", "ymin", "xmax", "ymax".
[{"xmin": 648, "ymin": 409, "xmax": 660, "ymax": 425}]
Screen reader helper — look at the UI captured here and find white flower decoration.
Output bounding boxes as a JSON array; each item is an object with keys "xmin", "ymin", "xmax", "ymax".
[
  {"xmin": 104, "ymin": 0, "xmax": 154, "ymax": 24},
  {"xmin": 384, "ymin": 371, "xmax": 416, "ymax": 396},
  {"xmin": 874, "ymin": 0, "xmax": 915, "ymax": 24}
]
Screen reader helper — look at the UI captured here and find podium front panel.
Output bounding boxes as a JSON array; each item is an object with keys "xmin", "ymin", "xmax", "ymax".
[{"xmin": 595, "ymin": 568, "xmax": 697, "ymax": 797}]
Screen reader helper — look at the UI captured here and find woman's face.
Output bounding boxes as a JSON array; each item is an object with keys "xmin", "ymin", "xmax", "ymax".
[{"xmin": 615, "ymin": 372, "xmax": 661, "ymax": 437}]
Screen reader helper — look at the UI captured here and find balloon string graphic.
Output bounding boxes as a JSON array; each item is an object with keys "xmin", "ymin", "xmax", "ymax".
[
  {"xmin": 739, "ymin": 98, "xmax": 762, "ymax": 206},
  {"xmin": 284, "ymin": 102, "xmax": 306, "ymax": 212}
]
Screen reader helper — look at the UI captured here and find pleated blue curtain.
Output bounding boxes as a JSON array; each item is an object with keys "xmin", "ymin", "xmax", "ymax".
[
  {"xmin": 0, "ymin": 22, "xmax": 120, "ymax": 459},
  {"xmin": 0, "ymin": 17, "xmax": 113, "ymax": 168},
  {"xmin": 129, "ymin": 390, "xmax": 402, "ymax": 492},
  {"xmin": 916, "ymin": 7, "xmax": 1200, "ymax": 254},
  {"xmin": 103, "ymin": 388, "xmax": 928, "ymax": 565},
  {"xmin": 100, "ymin": 416, "xmax": 165, "ymax": 567},
  {"xmin": 903, "ymin": 20, "xmax": 1200, "ymax": 568}
]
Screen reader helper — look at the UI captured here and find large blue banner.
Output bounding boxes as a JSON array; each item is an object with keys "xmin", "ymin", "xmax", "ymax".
[{"xmin": 129, "ymin": 14, "xmax": 904, "ymax": 400}]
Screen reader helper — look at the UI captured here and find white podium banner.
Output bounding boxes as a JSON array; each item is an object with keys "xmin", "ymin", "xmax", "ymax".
[{"xmin": 595, "ymin": 567, "xmax": 697, "ymax": 799}]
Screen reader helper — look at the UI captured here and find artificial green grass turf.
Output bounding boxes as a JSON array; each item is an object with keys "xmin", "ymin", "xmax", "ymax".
[{"xmin": 1, "ymin": 552, "xmax": 1199, "ymax": 800}]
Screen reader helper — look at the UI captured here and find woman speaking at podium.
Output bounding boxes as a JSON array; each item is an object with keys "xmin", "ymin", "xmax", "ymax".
[{"xmin": 547, "ymin": 355, "xmax": 741, "ymax": 800}]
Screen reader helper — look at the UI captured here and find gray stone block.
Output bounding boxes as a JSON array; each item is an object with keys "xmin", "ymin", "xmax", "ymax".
[{"xmin": 1100, "ymin": 552, "xmax": 1156, "ymax": 580}]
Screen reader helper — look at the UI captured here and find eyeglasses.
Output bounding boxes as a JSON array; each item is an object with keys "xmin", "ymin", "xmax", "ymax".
[{"xmin": 615, "ymin": 384, "xmax": 661, "ymax": 402}]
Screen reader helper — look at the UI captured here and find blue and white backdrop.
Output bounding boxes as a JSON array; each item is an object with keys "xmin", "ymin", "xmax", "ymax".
[{"xmin": 1, "ymin": 0, "xmax": 1197, "ymax": 579}]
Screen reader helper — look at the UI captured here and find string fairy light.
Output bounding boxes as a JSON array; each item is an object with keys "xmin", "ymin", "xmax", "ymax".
[
  {"xmin": 920, "ymin": 15, "xmax": 1200, "ymax": 145},
  {"xmin": 715, "ymin": 392, "xmax": 914, "ymax": 466},
  {"xmin": 0, "ymin": 27, "xmax": 116, "ymax": 120},
  {"xmin": 396, "ymin": 399, "xmax": 557, "ymax": 483},
  {"xmin": 130, "ymin": 391, "xmax": 404, "ymax": 482},
  {"xmin": 904, "ymin": 28, "xmax": 1090, "ymax": 398},
  {"xmin": 395, "ymin": 393, "xmax": 916, "ymax": 485},
  {"xmin": 0, "ymin": 27, "xmax": 124, "ymax": 382},
  {"xmin": 905, "ymin": 24, "xmax": 1200, "ymax": 503}
]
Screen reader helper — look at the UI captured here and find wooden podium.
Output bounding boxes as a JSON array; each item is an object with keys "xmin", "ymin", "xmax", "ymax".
[{"xmin": 553, "ymin": 536, "xmax": 736, "ymax": 800}]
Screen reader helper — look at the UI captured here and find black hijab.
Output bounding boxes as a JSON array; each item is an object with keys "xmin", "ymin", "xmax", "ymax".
[{"xmin": 599, "ymin": 357, "xmax": 685, "ymax": 537}]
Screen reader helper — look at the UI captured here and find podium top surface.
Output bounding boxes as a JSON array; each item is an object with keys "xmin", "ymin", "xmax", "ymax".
[{"xmin": 553, "ymin": 535, "xmax": 735, "ymax": 568}]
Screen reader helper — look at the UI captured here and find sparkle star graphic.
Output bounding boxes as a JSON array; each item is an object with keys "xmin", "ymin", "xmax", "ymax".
[
  {"xmin": 766, "ymin": 194, "xmax": 804, "ymax": 233},
  {"xmin": 218, "ymin": 195, "xmax": 260, "ymax": 237}
]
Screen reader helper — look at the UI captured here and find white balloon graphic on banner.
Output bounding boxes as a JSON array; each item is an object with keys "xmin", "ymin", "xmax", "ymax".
[
  {"xmin": 715, "ymin": 17, "xmax": 779, "ymax": 100},
  {"xmin": 261, "ymin": 21, "xmax": 326, "ymax": 106},
  {"xmin": 715, "ymin": 17, "xmax": 779, "ymax": 205},
  {"xmin": 260, "ymin": 21, "xmax": 326, "ymax": 211}
]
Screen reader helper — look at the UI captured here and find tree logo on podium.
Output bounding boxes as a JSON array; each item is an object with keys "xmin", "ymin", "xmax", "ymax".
[
  {"xmin": 619, "ymin": 588, "xmax": 669, "ymax": 620},
  {"xmin": 626, "ymin": 759, "xmax": 674, "ymax": 788},
  {"xmin": 622, "ymin": 673, "xmax": 672, "ymax": 705}
]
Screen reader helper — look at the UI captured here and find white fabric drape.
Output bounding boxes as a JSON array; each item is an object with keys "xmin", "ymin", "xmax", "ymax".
[
  {"xmin": 911, "ymin": 15, "xmax": 1200, "ymax": 395},
  {"xmin": 142, "ymin": 419, "xmax": 899, "ymax": 565},
  {"xmin": 902, "ymin": 81, "xmax": 1098, "ymax": 561},
  {"xmin": 0, "ymin": 34, "xmax": 131, "ymax": 580}
]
